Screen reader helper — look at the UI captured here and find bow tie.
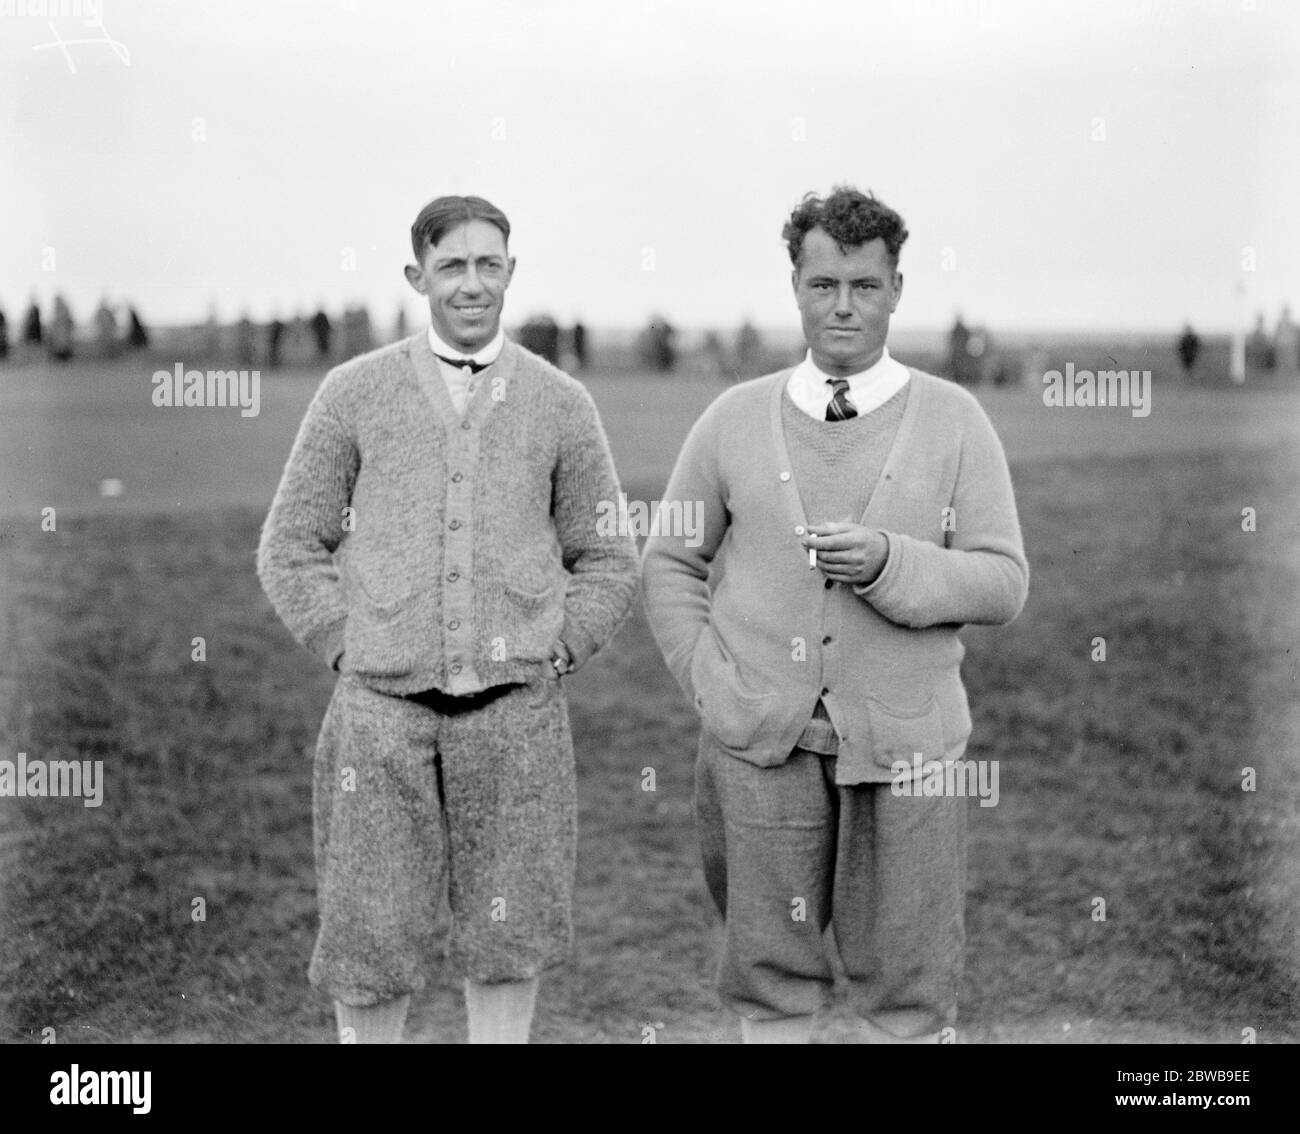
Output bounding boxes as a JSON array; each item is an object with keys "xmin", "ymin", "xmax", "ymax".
[{"xmin": 434, "ymin": 353, "xmax": 491, "ymax": 374}]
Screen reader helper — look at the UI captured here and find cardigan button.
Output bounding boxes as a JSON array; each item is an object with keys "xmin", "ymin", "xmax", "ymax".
[
  {"xmin": 447, "ymin": 570, "xmax": 459, "ymax": 582},
  {"xmin": 448, "ymin": 619, "xmax": 461, "ymax": 631},
  {"xmin": 779, "ymin": 471, "xmax": 791, "ymax": 482},
  {"xmin": 451, "ymin": 471, "xmax": 464, "ymax": 482},
  {"xmin": 449, "ymin": 519, "xmax": 461, "ymax": 530},
  {"xmin": 794, "ymin": 525, "xmax": 805, "ymax": 536},
  {"xmin": 449, "ymin": 662, "xmax": 463, "ymax": 675},
  {"xmin": 461, "ymin": 420, "xmax": 471, "ymax": 430}
]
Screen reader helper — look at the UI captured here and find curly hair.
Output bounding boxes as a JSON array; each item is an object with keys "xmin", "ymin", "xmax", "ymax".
[
  {"xmin": 410, "ymin": 195, "xmax": 511, "ymax": 261},
  {"xmin": 782, "ymin": 185, "xmax": 908, "ymax": 269}
]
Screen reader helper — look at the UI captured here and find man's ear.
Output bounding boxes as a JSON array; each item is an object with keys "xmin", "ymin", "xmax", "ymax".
[
  {"xmin": 791, "ymin": 267, "xmax": 799, "ymax": 293},
  {"xmin": 891, "ymin": 271, "xmax": 904, "ymax": 312},
  {"xmin": 403, "ymin": 263, "xmax": 427, "ymax": 295},
  {"xmin": 504, "ymin": 255, "xmax": 517, "ymax": 287}
]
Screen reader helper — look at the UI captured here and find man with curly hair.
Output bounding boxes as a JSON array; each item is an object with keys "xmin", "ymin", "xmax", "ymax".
[{"xmin": 642, "ymin": 185, "xmax": 1028, "ymax": 1043}]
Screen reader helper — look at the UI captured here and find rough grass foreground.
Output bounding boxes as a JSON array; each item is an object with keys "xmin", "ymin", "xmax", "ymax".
[{"xmin": 0, "ymin": 445, "xmax": 1296, "ymax": 1044}]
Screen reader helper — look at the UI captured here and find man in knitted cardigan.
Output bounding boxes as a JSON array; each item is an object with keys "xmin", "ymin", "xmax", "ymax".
[
  {"xmin": 257, "ymin": 195, "xmax": 638, "ymax": 1043},
  {"xmin": 641, "ymin": 186, "xmax": 1029, "ymax": 1043}
]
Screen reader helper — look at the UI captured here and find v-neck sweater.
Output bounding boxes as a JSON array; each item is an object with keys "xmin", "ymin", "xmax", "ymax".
[
  {"xmin": 258, "ymin": 332, "xmax": 639, "ymax": 697},
  {"xmin": 641, "ymin": 366, "xmax": 1028, "ymax": 783}
]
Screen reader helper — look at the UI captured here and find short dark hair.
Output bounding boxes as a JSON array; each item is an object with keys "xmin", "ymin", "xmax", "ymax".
[
  {"xmin": 782, "ymin": 185, "xmax": 908, "ymax": 269},
  {"xmin": 410, "ymin": 195, "xmax": 511, "ymax": 261}
]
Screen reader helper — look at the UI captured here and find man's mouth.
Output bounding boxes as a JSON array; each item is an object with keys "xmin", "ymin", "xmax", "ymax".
[{"xmin": 455, "ymin": 305, "xmax": 490, "ymax": 316}]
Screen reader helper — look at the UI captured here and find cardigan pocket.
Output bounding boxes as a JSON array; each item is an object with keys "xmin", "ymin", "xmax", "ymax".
[
  {"xmin": 690, "ymin": 629, "xmax": 774, "ymax": 752},
  {"xmin": 340, "ymin": 558, "xmax": 423, "ymax": 678},
  {"xmin": 342, "ymin": 594, "xmax": 424, "ymax": 678},
  {"xmin": 499, "ymin": 579, "xmax": 565, "ymax": 661},
  {"xmin": 863, "ymin": 694, "xmax": 946, "ymax": 769}
]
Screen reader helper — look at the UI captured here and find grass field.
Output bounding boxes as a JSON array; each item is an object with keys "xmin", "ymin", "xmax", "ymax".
[{"xmin": 1, "ymin": 354, "xmax": 1298, "ymax": 1043}]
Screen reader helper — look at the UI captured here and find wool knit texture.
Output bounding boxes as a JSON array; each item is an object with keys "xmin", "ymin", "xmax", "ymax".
[
  {"xmin": 783, "ymin": 383, "xmax": 908, "ymax": 756},
  {"xmin": 783, "ymin": 382, "xmax": 908, "ymax": 533},
  {"xmin": 641, "ymin": 367, "xmax": 1029, "ymax": 784},
  {"xmin": 257, "ymin": 332, "xmax": 640, "ymax": 695}
]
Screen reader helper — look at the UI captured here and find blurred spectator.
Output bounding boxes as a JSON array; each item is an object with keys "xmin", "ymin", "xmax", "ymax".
[
  {"xmin": 94, "ymin": 297, "xmax": 119, "ymax": 358},
  {"xmin": 1176, "ymin": 323, "xmax": 1201, "ymax": 376},
  {"xmin": 1275, "ymin": 305, "xmax": 1298, "ymax": 377},
  {"xmin": 341, "ymin": 304, "xmax": 374, "ymax": 359},
  {"xmin": 1021, "ymin": 342, "xmax": 1050, "ymax": 388},
  {"xmin": 289, "ymin": 314, "xmax": 312, "ymax": 364},
  {"xmin": 204, "ymin": 304, "xmax": 221, "ymax": 357},
  {"xmin": 236, "ymin": 314, "xmax": 257, "ymax": 366},
  {"xmin": 311, "ymin": 308, "xmax": 333, "ymax": 358},
  {"xmin": 702, "ymin": 330, "xmax": 727, "ymax": 380},
  {"xmin": 0, "ymin": 306, "xmax": 8, "ymax": 360},
  {"xmin": 519, "ymin": 314, "xmax": 561, "ymax": 364},
  {"xmin": 639, "ymin": 314, "xmax": 676, "ymax": 372},
  {"xmin": 570, "ymin": 319, "xmax": 587, "ymax": 371},
  {"xmin": 48, "ymin": 295, "xmax": 75, "ymax": 361},
  {"xmin": 1246, "ymin": 312, "xmax": 1275, "ymax": 371},
  {"xmin": 947, "ymin": 313, "xmax": 980, "ymax": 383},
  {"xmin": 127, "ymin": 306, "xmax": 149, "ymax": 350},
  {"xmin": 267, "ymin": 316, "xmax": 286, "ymax": 368},
  {"xmin": 22, "ymin": 298, "xmax": 43, "ymax": 348},
  {"xmin": 735, "ymin": 317, "xmax": 761, "ymax": 374},
  {"xmin": 393, "ymin": 305, "xmax": 408, "ymax": 344}
]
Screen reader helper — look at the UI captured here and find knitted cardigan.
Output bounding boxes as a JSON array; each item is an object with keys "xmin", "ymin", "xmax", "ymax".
[
  {"xmin": 641, "ymin": 367, "xmax": 1029, "ymax": 783},
  {"xmin": 257, "ymin": 332, "xmax": 639, "ymax": 697}
]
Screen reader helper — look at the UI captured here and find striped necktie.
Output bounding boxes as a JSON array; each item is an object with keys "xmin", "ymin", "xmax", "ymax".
[{"xmin": 825, "ymin": 376, "xmax": 858, "ymax": 421}]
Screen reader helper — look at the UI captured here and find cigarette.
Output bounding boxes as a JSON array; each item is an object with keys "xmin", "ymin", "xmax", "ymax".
[{"xmin": 808, "ymin": 545, "xmax": 817, "ymax": 570}]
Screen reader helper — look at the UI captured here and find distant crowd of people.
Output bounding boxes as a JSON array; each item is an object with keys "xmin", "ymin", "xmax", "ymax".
[
  {"xmin": 942, "ymin": 307, "xmax": 1300, "ymax": 388},
  {"xmin": 0, "ymin": 295, "xmax": 149, "ymax": 362},
  {"xmin": 7, "ymin": 296, "xmax": 1296, "ymax": 384},
  {"xmin": 1244, "ymin": 307, "xmax": 1299, "ymax": 376},
  {"xmin": 217, "ymin": 305, "xmax": 379, "ymax": 368}
]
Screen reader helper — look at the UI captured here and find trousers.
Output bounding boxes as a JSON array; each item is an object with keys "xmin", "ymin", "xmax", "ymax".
[
  {"xmin": 695, "ymin": 733, "xmax": 967, "ymax": 1034},
  {"xmin": 309, "ymin": 672, "xmax": 576, "ymax": 1006}
]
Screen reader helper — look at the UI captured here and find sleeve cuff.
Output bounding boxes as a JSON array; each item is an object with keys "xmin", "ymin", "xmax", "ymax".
[
  {"xmin": 852, "ymin": 530, "xmax": 895, "ymax": 602},
  {"xmin": 304, "ymin": 618, "xmax": 348, "ymax": 671},
  {"xmin": 559, "ymin": 620, "xmax": 599, "ymax": 672}
]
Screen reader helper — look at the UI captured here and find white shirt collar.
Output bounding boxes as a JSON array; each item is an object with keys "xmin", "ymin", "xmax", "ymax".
[
  {"xmin": 787, "ymin": 346, "xmax": 910, "ymax": 420},
  {"xmin": 427, "ymin": 323, "xmax": 505, "ymax": 366}
]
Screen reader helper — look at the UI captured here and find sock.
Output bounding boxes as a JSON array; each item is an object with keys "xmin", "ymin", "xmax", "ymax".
[
  {"xmin": 334, "ymin": 994, "xmax": 410, "ymax": 1044},
  {"xmin": 464, "ymin": 977, "xmax": 540, "ymax": 1044},
  {"xmin": 740, "ymin": 1014, "xmax": 816, "ymax": 1044}
]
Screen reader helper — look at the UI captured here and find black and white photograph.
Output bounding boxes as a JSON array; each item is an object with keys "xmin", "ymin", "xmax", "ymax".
[{"xmin": 1, "ymin": 0, "xmax": 1296, "ymax": 1099}]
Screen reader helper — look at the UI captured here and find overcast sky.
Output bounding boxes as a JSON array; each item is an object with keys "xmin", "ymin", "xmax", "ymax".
[{"xmin": 2, "ymin": 0, "xmax": 1296, "ymax": 334}]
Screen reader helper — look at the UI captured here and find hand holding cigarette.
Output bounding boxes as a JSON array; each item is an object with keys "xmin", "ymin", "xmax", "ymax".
[{"xmin": 802, "ymin": 522, "xmax": 889, "ymax": 586}]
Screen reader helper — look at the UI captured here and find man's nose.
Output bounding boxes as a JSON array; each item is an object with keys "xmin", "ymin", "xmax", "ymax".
[
  {"xmin": 460, "ymin": 266, "xmax": 484, "ymax": 295},
  {"xmin": 834, "ymin": 284, "xmax": 854, "ymax": 316}
]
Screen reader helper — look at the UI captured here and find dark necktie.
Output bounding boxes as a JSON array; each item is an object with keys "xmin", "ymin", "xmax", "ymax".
[
  {"xmin": 825, "ymin": 376, "xmax": 858, "ymax": 421},
  {"xmin": 434, "ymin": 353, "xmax": 490, "ymax": 373}
]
